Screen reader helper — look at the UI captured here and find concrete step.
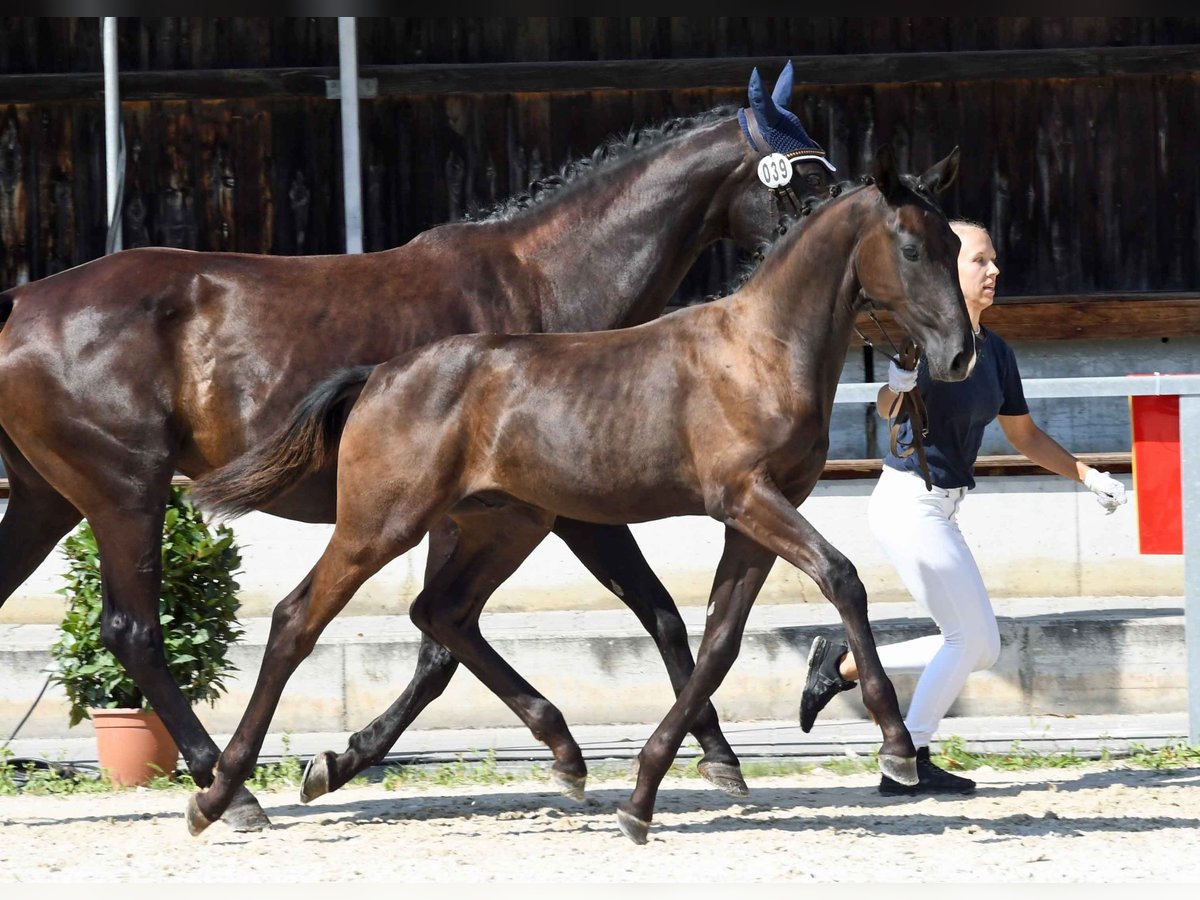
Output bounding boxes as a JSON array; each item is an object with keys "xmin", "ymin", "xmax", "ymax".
[{"xmin": 0, "ymin": 595, "xmax": 1185, "ymax": 743}]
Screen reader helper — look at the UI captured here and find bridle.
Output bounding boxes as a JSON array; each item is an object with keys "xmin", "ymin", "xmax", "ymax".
[
  {"xmin": 740, "ymin": 111, "xmax": 936, "ymax": 490},
  {"xmin": 739, "ymin": 107, "xmax": 831, "ymax": 226}
]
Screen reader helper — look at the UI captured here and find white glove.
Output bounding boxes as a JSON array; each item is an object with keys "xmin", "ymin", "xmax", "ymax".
[
  {"xmin": 887, "ymin": 360, "xmax": 918, "ymax": 393},
  {"xmin": 1083, "ymin": 468, "xmax": 1127, "ymax": 515}
]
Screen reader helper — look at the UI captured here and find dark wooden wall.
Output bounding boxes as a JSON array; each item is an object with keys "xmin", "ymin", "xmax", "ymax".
[{"xmin": 1, "ymin": 17, "xmax": 1198, "ymax": 301}]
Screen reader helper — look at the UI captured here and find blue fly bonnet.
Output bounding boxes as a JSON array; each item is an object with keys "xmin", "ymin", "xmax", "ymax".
[{"xmin": 739, "ymin": 61, "xmax": 836, "ymax": 173}]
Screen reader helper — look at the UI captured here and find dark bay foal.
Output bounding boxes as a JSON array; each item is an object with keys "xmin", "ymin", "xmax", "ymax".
[
  {"xmin": 188, "ymin": 145, "xmax": 975, "ymax": 842},
  {"xmin": 0, "ymin": 64, "xmax": 828, "ymax": 826}
]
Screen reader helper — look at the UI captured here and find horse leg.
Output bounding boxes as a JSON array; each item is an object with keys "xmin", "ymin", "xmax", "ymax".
[
  {"xmin": 301, "ymin": 516, "xmax": 544, "ymax": 802},
  {"xmin": 616, "ymin": 529, "xmax": 774, "ymax": 843},
  {"xmin": 406, "ymin": 507, "xmax": 592, "ymax": 796},
  {"xmin": 726, "ymin": 479, "xmax": 915, "ymax": 769},
  {"xmin": 552, "ymin": 517, "xmax": 748, "ymax": 796},
  {"xmin": 0, "ymin": 435, "xmax": 83, "ymax": 604},
  {"xmin": 188, "ymin": 519, "xmax": 420, "ymax": 834},
  {"xmin": 2, "ymin": 415, "xmax": 271, "ymax": 830},
  {"xmin": 83, "ymin": 491, "xmax": 272, "ymax": 831}
]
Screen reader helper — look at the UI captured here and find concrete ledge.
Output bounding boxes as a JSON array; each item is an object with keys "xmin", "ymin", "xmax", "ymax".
[{"xmin": 0, "ymin": 596, "xmax": 1183, "ymax": 742}]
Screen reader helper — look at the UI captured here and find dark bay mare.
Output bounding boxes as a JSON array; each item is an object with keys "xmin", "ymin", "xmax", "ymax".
[
  {"xmin": 0, "ymin": 64, "xmax": 831, "ymax": 829},
  {"xmin": 186, "ymin": 146, "xmax": 976, "ymax": 843}
]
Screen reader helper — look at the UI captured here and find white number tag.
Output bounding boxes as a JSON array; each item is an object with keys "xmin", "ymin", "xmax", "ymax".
[{"xmin": 757, "ymin": 152, "xmax": 792, "ymax": 189}]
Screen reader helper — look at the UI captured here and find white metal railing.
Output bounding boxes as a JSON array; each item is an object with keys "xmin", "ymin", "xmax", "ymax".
[{"xmin": 835, "ymin": 373, "xmax": 1200, "ymax": 743}]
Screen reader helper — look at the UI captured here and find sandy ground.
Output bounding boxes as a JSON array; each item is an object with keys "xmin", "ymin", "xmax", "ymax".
[{"xmin": 1, "ymin": 762, "xmax": 1199, "ymax": 883}]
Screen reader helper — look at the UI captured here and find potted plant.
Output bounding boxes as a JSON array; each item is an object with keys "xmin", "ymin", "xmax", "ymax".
[{"xmin": 48, "ymin": 486, "xmax": 245, "ymax": 786}]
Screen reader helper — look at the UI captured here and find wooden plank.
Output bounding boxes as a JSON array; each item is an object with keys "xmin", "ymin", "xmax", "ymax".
[
  {"xmin": 3, "ymin": 44, "xmax": 1200, "ymax": 103},
  {"xmin": 849, "ymin": 294, "xmax": 1200, "ymax": 346}
]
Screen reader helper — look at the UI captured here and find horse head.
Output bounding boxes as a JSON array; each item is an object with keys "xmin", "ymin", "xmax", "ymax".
[
  {"xmin": 854, "ymin": 145, "xmax": 975, "ymax": 382},
  {"xmin": 726, "ymin": 60, "xmax": 836, "ymax": 248}
]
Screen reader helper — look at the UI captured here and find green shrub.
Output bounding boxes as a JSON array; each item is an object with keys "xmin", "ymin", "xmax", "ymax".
[{"xmin": 49, "ymin": 486, "xmax": 245, "ymax": 726}]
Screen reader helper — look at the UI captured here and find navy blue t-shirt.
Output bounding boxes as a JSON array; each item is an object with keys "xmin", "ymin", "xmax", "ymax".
[{"xmin": 883, "ymin": 327, "xmax": 1029, "ymax": 490}]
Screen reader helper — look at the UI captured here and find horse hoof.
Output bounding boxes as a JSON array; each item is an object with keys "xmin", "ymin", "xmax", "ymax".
[
  {"xmin": 879, "ymin": 753, "xmax": 918, "ymax": 786},
  {"xmin": 222, "ymin": 786, "xmax": 272, "ymax": 832},
  {"xmin": 301, "ymin": 751, "xmax": 336, "ymax": 804},
  {"xmin": 698, "ymin": 760, "xmax": 749, "ymax": 797},
  {"xmin": 551, "ymin": 769, "xmax": 587, "ymax": 802},
  {"xmin": 186, "ymin": 794, "xmax": 215, "ymax": 837},
  {"xmin": 616, "ymin": 805, "xmax": 651, "ymax": 845}
]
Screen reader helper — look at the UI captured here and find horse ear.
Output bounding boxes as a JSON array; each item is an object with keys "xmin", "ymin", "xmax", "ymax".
[
  {"xmin": 921, "ymin": 146, "xmax": 960, "ymax": 195},
  {"xmin": 873, "ymin": 144, "xmax": 903, "ymax": 202},
  {"xmin": 747, "ymin": 66, "xmax": 780, "ymax": 127},
  {"xmin": 770, "ymin": 60, "xmax": 794, "ymax": 109}
]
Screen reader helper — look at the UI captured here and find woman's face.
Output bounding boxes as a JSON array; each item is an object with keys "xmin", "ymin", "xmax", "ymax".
[{"xmin": 952, "ymin": 224, "xmax": 999, "ymax": 320}]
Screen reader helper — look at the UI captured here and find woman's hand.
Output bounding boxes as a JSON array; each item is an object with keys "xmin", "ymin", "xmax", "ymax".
[
  {"xmin": 887, "ymin": 360, "xmax": 918, "ymax": 393},
  {"xmin": 1083, "ymin": 467, "xmax": 1127, "ymax": 514}
]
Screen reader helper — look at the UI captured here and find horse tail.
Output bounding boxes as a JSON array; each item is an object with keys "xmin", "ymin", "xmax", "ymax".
[{"xmin": 189, "ymin": 364, "xmax": 377, "ymax": 518}]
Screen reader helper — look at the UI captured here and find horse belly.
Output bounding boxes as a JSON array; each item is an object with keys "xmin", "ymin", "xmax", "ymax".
[{"xmin": 496, "ymin": 445, "xmax": 703, "ymax": 525}]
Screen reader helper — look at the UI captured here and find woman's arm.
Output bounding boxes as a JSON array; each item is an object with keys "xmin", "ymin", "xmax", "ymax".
[{"xmin": 997, "ymin": 413, "xmax": 1088, "ymax": 481}]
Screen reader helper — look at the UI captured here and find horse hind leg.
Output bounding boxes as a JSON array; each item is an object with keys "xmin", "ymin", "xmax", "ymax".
[
  {"xmin": 189, "ymin": 506, "xmax": 432, "ymax": 833},
  {"xmin": 77, "ymin": 474, "xmax": 269, "ymax": 831},
  {"xmin": 405, "ymin": 507, "xmax": 592, "ymax": 799},
  {"xmin": 552, "ymin": 517, "xmax": 748, "ymax": 797},
  {"xmin": 0, "ymin": 435, "xmax": 83, "ymax": 606},
  {"xmin": 301, "ymin": 518, "xmax": 465, "ymax": 803},
  {"xmin": 1, "ymin": 410, "xmax": 272, "ymax": 830}
]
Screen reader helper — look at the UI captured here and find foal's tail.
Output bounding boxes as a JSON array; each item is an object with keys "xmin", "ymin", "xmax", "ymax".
[{"xmin": 190, "ymin": 365, "xmax": 377, "ymax": 518}]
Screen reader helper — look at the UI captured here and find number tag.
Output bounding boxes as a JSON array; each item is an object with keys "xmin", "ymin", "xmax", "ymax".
[{"xmin": 757, "ymin": 153, "xmax": 793, "ymax": 189}]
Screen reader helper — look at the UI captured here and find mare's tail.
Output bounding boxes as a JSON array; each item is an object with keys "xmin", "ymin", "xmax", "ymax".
[{"xmin": 189, "ymin": 365, "xmax": 376, "ymax": 518}]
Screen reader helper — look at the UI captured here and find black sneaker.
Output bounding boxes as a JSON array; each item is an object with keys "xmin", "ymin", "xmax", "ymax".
[
  {"xmin": 879, "ymin": 746, "xmax": 976, "ymax": 796},
  {"xmin": 798, "ymin": 635, "xmax": 857, "ymax": 733}
]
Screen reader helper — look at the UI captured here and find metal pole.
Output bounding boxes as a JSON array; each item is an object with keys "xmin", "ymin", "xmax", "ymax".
[
  {"xmin": 1180, "ymin": 395, "xmax": 1200, "ymax": 744},
  {"xmin": 102, "ymin": 17, "xmax": 121, "ymax": 253},
  {"xmin": 338, "ymin": 17, "xmax": 363, "ymax": 254}
]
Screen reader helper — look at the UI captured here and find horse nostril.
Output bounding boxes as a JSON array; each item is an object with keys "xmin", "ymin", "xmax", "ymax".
[{"xmin": 952, "ymin": 348, "xmax": 975, "ymax": 376}]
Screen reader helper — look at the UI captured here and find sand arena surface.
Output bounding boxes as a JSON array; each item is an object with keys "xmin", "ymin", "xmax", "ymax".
[{"xmin": 1, "ymin": 762, "xmax": 1199, "ymax": 882}]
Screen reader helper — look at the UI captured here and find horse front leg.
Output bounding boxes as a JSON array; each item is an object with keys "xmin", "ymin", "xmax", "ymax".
[
  {"xmin": 726, "ymin": 478, "xmax": 916, "ymax": 778},
  {"xmin": 618, "ymin": 528, "xmax": 774, "ymax": 843},
  {"xmin": 553, "ymin": 517, "xmax": 748, "ymax": 796}
]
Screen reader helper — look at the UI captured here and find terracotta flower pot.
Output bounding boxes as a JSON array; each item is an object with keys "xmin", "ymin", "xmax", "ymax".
[{"xmin": 90, "ymin": 708, "xmax": 180, "ymax": 787}]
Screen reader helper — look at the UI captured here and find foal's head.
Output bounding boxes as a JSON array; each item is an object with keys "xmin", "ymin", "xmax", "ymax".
[
  {"xmin": 855, "ymin": 146, "xmax": 975, "ymax": 382},
  {"xmin": 725, "ymin": 61, "xmax": 837, "ymax": 248}
]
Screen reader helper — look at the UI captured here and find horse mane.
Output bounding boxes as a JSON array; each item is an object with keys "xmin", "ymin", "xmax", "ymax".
[
  {"xmin": 720, "ymin": 176, "xmax": 874, "ymax": 295},
  {"xmin": 468, "ymin": 107, "xmax": 736, "ymax": 224},
  {"xmin": 725, "ymin": 171, "xmax": 948, "ymax": 295}
]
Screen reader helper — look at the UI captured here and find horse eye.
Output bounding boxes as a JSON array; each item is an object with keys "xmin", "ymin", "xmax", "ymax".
[
  {"xmin": 902, "ymin": 246, "xmax": 920, "ymax": 262},
  {"xmin": 806, "ymin": 174, "xmax": 822, "ymax": 188}
]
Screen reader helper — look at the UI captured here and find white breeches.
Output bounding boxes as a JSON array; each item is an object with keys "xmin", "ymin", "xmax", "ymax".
[{"xmin": 867, "ymin": 465, "xmax": 1002, "ymax": 748}]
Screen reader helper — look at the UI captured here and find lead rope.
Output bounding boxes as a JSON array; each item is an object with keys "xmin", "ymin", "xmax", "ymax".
[{"xmin": 853, "ymin": 305, "xmax": 934, "ymax": 491}]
